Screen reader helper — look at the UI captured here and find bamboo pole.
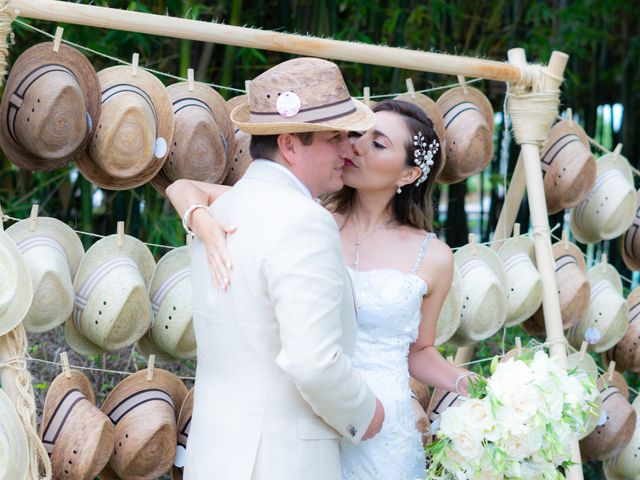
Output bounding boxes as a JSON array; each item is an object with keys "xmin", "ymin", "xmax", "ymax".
[{"xmin": 10, "ymin": 0, "xmax": 524, "ymax": 82}]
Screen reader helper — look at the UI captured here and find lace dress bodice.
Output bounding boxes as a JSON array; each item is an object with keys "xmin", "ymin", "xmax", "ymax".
[{"xmin": 340, "ymin": 233, "xmax": 434, "ymax": 480}]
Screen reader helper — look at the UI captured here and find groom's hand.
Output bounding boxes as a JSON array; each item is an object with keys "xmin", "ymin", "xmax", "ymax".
[{"xmin": 362, "ymin": 397, "xmax": 384, "ymax": 440}]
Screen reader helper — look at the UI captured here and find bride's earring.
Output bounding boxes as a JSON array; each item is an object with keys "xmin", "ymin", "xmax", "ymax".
[{"xmin": 396, "ymin": 185, "xmax": 402, "ymax": 194}]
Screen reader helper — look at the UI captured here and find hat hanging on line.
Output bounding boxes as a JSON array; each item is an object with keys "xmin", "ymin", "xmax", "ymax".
[
  {"xmin": 64, "ymin": 226, "xmax": 155, "ymax": 355},
  {"xmin": 39, "ymin": 368, "xmax": 114, "ymax": 480},
  {"xmin": 6, "ymin": 210, "xmax": 84, "ymax": 333},
  {"xmin": 223, "ymin": 127, "xmax": 253, "ymax": 186},
  {"xmin": 150, "ymin": 79, "xmax": 235, "ymax": 195},
  {"xmin": 602, "ymin": 286, "xmax": 640, "ymax": 373},
  {"xmin": 137, "ymin": 246, "xmax": 196, "ymax": 363},
  {"xmin": 539, "ymin": 118, "xmax": 596, "ymax": 214},
  {"xmin": 0, "ymin": 388, "xmax": 29, "ymax": 480},
  {"xmin": 620, "ymin": 190, "xmax": 640, "ymax": 271},
  {"xmin": 565, "ymin": 349, "xmax": 602, "ymax": 440},
  {"xmin": 435, "ymin": 85, "xmax": 494, "ymax": 184},
  {"xmin": 603, "ymin": 395, "xmax": 640, "ymax": 479},
  {"xmin": 230, "ymin": 57, "xmax": 375, "ymax": 135},
  {"xmin": 433, "ymin": 262, "xmax": 462, "ymax": 346},
  {"xmin": 0, "ymin": 42, "xmax": 100, "ymax": 172},
  {"xmin": 172, "ymin": 387, "xmax": 194, "ymax": 480},
  {"xmin": 74, "ymin": 63, "xmax": 174, "ymax": 190}
]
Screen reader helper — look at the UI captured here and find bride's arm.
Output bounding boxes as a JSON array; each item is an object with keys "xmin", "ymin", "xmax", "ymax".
[{"xmin": 408, "ymin": 240, "xmax": 475, "ymax": 396}]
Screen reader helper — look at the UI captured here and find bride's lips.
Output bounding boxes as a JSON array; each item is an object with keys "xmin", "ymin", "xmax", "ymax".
[{"xmin": 344, "ymin": 159, "xmax": 358, "ymax": 168}]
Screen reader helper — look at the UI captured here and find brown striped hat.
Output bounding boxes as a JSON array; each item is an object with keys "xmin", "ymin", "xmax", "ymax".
[
  {"xmin": 171, "ymin": 387, "xmax": 194, "ymax": 480},
  {"xmin": 539, "ymin": 120, "xmax": 596, "ymax": 214},
  {"xmin": 230, "ymin": 58, "xmax": 375, "ymax": 135},
  {"xmin": 603, "ymin": 395, "xmax": 640, "ymax": 479},
  {"xmin": 621, "ymin": 190, "xmax": 640, "ymax": 271},
  {"xmin": 39, "ymin": 370, "xmax": 114, "ymax": 480},
  {"xmin": 602, "ymin": 286, "xmax": 640, "ymax": 373}
]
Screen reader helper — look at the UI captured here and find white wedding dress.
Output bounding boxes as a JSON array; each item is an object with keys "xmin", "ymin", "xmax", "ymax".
[{"xmin": 340, "ymin": 232, "xmax": 435, "ymax": 480}]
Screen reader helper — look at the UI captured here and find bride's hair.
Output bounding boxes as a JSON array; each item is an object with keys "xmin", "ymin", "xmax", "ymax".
[{"xmin": 325, "ymin": 99, "xmax": 442, "ymax": 231}]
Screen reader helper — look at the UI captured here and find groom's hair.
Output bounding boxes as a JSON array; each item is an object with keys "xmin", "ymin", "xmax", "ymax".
[{"xmin": 249, "ymin": 132, "xmax": 315, "ymax": 161}]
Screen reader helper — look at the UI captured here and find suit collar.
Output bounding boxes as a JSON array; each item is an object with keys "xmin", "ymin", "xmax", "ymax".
[{"xmin": 244, "ymin": 160, "xmax": 313, "ymax": 199}]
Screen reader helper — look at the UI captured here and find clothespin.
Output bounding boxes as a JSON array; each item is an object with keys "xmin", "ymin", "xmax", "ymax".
[
  {"xmin": 566, "ymin": 108, "xmax": 573, "ymax": 125},
  {"xmin": 29, "ymin": 204, "xmax": 39, "ymax": 232},
  {"xmin": 406, "ymin": 78, "xmax": 416, "ymax": 99},
  {"xmin": 613, "ymin": 143, "xmax": 623, "ymax": 160},
  {"xmin": 116, "ymin": 221, "xmax": 125, "ymax": 247},
  {"xmin": 515, "ymin": 337, "xmax": 522, "ymax": 356},
  {"xmin": 513, "ymin": 223, "xmax": 520, "ymax": 241},
  {"xmin": 469, "ymin": 233, "xmax": 477, "ymax": 255},
  {"xmin": 601, "ymin": 253, "xmax": 608, "ymax": 273},
  {"xmin": 363, "ymin": 87, "xmax": 371, "ymax": 108},
  {"xmin": 562, "ymin": 229, "xmax": 569, "ymax": 251},
  {"xmin": 187, "ymin": 68, "xmax": 195, "ymax": 92},
  {"xmin": 457, "ymin": 75, "xmax": 469, "ymax": 95},
  {"xmin": 147, "ymin": 354, "xmax": 156, "ymax": 381},
  {"xmin": 52, "ymin": 27, "xmax": 64, "ymax": 53},
  {"xmin": 245, "ymin": 80, "xmax": 251, "ymax": 95},
  {"xmin": 131, "ymin": 53, "xmax": 139, "ymax": 77},
  {"xmin": 579, "ymin": 341, "xmax": 588, "ymax": 360},
  {"xmin": 607, "ymin": 361, "xmax": 616, "ymax": 383},
  {"xmin": 60, "ymin": 351, "xmax": 71, "ymax": 378}
]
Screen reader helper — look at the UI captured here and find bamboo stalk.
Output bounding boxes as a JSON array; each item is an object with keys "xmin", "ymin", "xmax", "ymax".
[{"xmin": 10, "ymin": 0, "xmax": 523, "ymax": 82}]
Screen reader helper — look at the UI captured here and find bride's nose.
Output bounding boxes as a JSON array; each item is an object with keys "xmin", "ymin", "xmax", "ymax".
[{"xmin": 351, "ymin": 136, "xmax": 364, "ymax": 157}]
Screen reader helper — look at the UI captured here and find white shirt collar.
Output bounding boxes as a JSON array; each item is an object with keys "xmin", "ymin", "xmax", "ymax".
[{"xmin": 253, "ymin": 159, "xmax": 313, "ymax": 199}]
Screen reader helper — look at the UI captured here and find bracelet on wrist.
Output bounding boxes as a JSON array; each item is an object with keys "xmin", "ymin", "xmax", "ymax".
[
  {"xmin": 455, "ymin": 371, "xmax": 477, "ymax": 396},
  {"xmin": 182, "ymin": 203, "xmax": 210, "ymax": 235}
]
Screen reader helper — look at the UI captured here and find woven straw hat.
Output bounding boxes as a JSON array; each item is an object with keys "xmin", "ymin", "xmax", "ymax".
[
  {"xmin": 6, "ymin": 216, "xmax": 84, "ymax": 333},
  {"xmin": 0, "ymin": 42, "xmax": 100, "ymax": 172},
  {"xmin": 620, "ymin": 191, "xmax": 640, "ymax": 271},
  {"xmin": 75, "ymin": 65, "xmax": 174, "ymax": 190},
  {"xmin": 394, "ymin": 92, "xmax": 447, "ymax": 177},
  {"xmin": 426, "ymin": 388, "xmax": 464, "ymax": 444},
  {"xmin": 540, "ymin": 120, "xmax": 596, "ymax": 214},
  {"xmin": 136, "ymin": 246, "xmax": 195, "ymax": 363},
  {"xmin": 568, "ymin": 263, "xmax": 628, "ymax": 353},
  {"xmin": 570, "ymin": 152, "xmax": 636, "ymax": 244},
  {"xmin": 602, "ymin": 286, "xmax": 640, "ymax": 373},
  {"xmin": 434, "ymin": 262, "xmax": 462, "ymax": 345},
  {"xmin": 565, "ymin": 351, "xmax": 602, "ymax": 439},
  {"xmin": 498, "ymin": 236, "xmax": 543, "ymax": 327},
  {"xmin": 226, "ymin": 93, "xmax": 247, "ymax": 112},
  {"xmin": 223, "ymin": 127, "xmax": 253, "ymax": 186},
  {"xmin": 231, "ymin": 58, "xmax": 374, "ymax": 135},
  {"xmin": 39, "ymin": 369, "xmax": 114, "ymax": 479},
  {"xmin": 65, "ymin": 233, "xmax": 155, "ymax": 355},
  {"xmin": 580, "ymin": 376, "xmax": 636, "ymax": 462},
  {"xmin": 0, "ymin": 224, "xmax": 33, "ymax": 336},
  {"xmin": 0, "ymin": 387, "xmax": 29, "ymax": 480},
  {"xmin": 172, "ymin": 387, "xmax": 194, "ymax": 480},
  {"xmin": 435, "ymin": 86, "xmax": 494, "ymax": 184},
  {"xmin": 99, "ymin": 368, "xmax": 188, "ymax": 480},
  {"xmin": 151, "ymin": 81, "xmax": 234, "ymax": 194},
  {"xmin": 449, "ymin": 243, "xmax": 507, "ymax": 346},
  {"xmin": 603, "ymin": 395, "xmax": 640, "ymax": 479}
]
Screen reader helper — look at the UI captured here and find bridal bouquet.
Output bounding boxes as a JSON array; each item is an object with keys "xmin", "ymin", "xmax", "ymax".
[{"xmin": 426, "ymin": 350, "xmax": 598, "ymax": 480}]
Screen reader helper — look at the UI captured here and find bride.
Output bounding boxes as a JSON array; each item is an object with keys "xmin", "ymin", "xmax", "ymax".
[{"xmin": 167, "ymin": 99, "xmax": 473, "ymax": 479}]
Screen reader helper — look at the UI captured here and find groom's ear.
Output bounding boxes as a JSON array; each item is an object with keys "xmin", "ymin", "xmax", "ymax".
[{"xmin": 277, "ymin": 133, "xmax": 298, "ymax": 167}]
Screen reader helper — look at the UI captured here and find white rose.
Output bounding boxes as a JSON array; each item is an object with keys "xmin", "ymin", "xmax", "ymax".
[
  {"xmin": 459, "ymin": 398, "xmax": 493, "ymax": 434},
  {"xmin": 499, "ymin": 432, "xmax": 535, "ymax": 461},
  {"xmin": 440, "ymin": 446, "xmax": 466, "ymax": 474},
  {"xmin": 488, "ymin": 359, "xmax": 535, "ymax": 404},
  {"xmin": 535, "ymin": 377, "xmax": 564, "ymax": 420},
  {"xmin": 439, "ymin": 405, "xmax": 466, "ymax": 439},
  {"xmin": 472, "ymin": 466, "xmax": 503, "ymax": 480},
  {"xmin": 452, "ymin": 428, "xmax": 484, "ymax": 461}
]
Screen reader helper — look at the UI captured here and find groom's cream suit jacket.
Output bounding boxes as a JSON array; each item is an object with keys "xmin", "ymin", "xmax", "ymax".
[{"xmin": 184, "ymin": 161, "xmax": 376, "ymax": 480}]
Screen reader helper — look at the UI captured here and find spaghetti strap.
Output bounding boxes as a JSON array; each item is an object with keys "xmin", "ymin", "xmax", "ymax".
[{"xmin": 410, "ymin": 232, "xmax": 436, "ymax": 274}]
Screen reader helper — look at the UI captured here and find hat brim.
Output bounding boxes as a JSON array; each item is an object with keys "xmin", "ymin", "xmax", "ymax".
[
  {"xmin": 135, "ymin": 333, "xmax": 177, "ymax": 364},
  {"xmin": 231, "ymin": 97, "xmax": 375, "ymax": 135},
  {"xmin": 434, "ymin": 263, "xmax": 462, "ymax": 346},
  {"xmin": 621, "ymin": 190, "xmax": 640, "ymax": 271},
  {"xmin": 436, "ymin": 86, "xmax": 494, "ymax": 136},
  {"xmin": 74, "ymin": 65, "xmax": 174, "ymax": 190},
  {"xmin": 0, "ymin": 389, "xmax": 29, "ymax": 479},
  {"xmin": 0, "ymin": 42, "xmax": 100, "ymax": 172},
  {"xmin": 0, "ymin": 230, "xmax": 33, "ymax": 336}
]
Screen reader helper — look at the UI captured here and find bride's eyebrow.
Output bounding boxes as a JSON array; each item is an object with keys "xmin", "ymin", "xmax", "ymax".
[{"xmin": 371, "ymin": 130, "xmax": 393, "ymax": 145}]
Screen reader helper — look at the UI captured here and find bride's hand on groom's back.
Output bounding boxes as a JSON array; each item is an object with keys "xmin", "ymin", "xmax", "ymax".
[
  {"xmin": 362, "ymin": 397, "xmax": 385, "ymax": 441},
  {"xmin": 191, "ymin": 208, "xmax": 236, "ymax": 290}
]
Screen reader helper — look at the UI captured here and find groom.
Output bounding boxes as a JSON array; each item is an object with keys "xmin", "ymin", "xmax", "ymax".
[{"xmin": 183, "ymin": 57, "xmax": 384, "ymax": 480}]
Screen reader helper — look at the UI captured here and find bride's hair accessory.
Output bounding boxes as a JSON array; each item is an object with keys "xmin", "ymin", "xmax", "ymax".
[{"xmin": 413, "ymin": 131, "xmax": 438, "ymax": 186}]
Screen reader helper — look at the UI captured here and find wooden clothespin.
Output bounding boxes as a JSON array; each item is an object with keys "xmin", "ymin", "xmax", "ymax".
[
  {"xmin": 29, "ymin": 204, "xmax": 39, "ymax": 232},
  {"xmin": 60, "ymin": 351, "xmax": 71, "ymax": 378},
  {"xmin": 566, "ymin": 107, "xmax": 573, "ymax": 125},
  {"xmin": 469, "ymin": 233, "xmax": 477, "ymax": 255},
  {"xmin": 52, "ymin": 27, "xmax": 64, "ymax": 53},
  {"xmin": 116, "ymin": 221, "xmax": 125, "ymax": 247},
  {"xmin": 562, "ymin": 229, "xmax": 569, "ymax": 251},
  {"xmin": 245, "ymin": 80, "xmax": 251, "ymax": 95},
  {"xmin": 613, "ymin": 143, "xmax": 623, "ymax": 160},
  {"xmin": 513, "ymin": 223, "xmax": 520, "ymax": 241},
  {"xmin": 457, "ymin": 75, "xmax": 469, "ymax": 95},
  {"xmin": 406, "ymin": 78, "xmax": 416, "ymax": 99},
  {"xmin": 147, "ymin": 354, "xmax": 156, "ymax": 381},
  {"xmin": 131, "ymin": 53, "xmax": 140, "ymax": 77},
  {"xmin": 579, "ymin": 341, "xmax": 588, "ymax": 360},
  {"xmin": 607, "ymin": 361, "xmax": 616, "ymax": 383},
  {"xmin": 515, "ymin": 337, "xmax": 522, "ymax": 356},
  {"xmin": 601, "ymin": 253, "xmax": 608, "ymax": 273},
  {"xmin": 187, "ymin": 68, "xmax": 195, "ymax": 92},
  {"xmin": 363, "ymin": 87, "xmax": 371, "ymax": 108}
]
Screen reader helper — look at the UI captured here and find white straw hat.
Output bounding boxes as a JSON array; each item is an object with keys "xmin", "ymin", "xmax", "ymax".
[
  {"xmin": 449, "ymin": 243, "xmax": 507, "ymax": 346},
  {"xmin": 64, "ymin": 233, "xmax": 155, "ymax": 355},
  {"xmin": 497, "ymin": 236, "xmax": 543, "ymax": 327},
  {"xmin": 0, "ymin": 388, "xmax": 29, "ymax": 480},
  {"xmin": 603, "ymin": 394, "xmax": 640, "ymax": 479},
  {"xmin": 565, "ymin": 350, "xmax": 602, "ymax": 439},
  {"xmin": 0, "ymin": 224, "xmax": 33, "ymax": 336},
  {"xmin": 568, "ymin": 263, "xmax": 628, "ymax": 353},
  {"xmin": 434, "ymin": 263, "xmax": 462, "ymax": 346},
  {"xmin": 570, "ymin": 152, "xmax": 636, "ymax": 244},
  {"xmin": 6, "ymin": 215, "xmax": 84, "ymax": 333},
  {"xmin": 137, "ymin": 246, "xmax": 195, "ymax": 363},
  {"xmin": 620, "ymin": 190, "xmax": 640, "ymax": 271}
]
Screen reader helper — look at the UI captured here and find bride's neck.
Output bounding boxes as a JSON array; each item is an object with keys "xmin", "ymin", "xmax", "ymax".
[{"xmin": 349, "ymin": 189, "xmax": 394, "ymax": 231}]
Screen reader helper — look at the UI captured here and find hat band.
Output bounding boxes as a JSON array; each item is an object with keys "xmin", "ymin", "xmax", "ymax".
[
  {"xmin": 554, "ymin": 254, "xmax": 577, "ymax": 272},
  {"xmin": 16, "ymin": 235, "xmax": 69, "ymax": 262},
  {"xmin": 7, "ymin": 63, "xmax": 81, "ymax": 145},
  {"xmin": 73, "ymin": 256, "xmax": 139, "ymax": 335},
  {"xmin": 443, "ymin": 101, "xmax": 481, "ymax": 129},
  {"xmin": 459, "ymin": 259, "xmax": 489, "ymax": 277},
  {"xmin": 541, "ymin": 133, "xmax": 584, "ymax": 174},
  {"xmin": 574, "ymin": 169, "xmax": 625, "ymax": 229},
  {"xmin": 249, "ymin": 97, "xmax": 355, "ymax": 124},
  {"xmin": 623, "ymin": 208, "xmax": 640, "ymax": 260},
  {"xmin": 150, "ymin": 267, "xmax": 190, "ymax": 326},
  {"xmin": 107, "ymin": 388, "xmax": 174, "ymax": 425},
  {"xmin": 42, "ymin": 388, "xmax": 86, "ymax": 454},
  {"xmin": 178, "ymin": 416, "xmax": 191, "ymax": 448},
  {"xmin": 502, "ymin": 253, "xmax": 531, "ymax": 272},
  {"xmin": 430, "ymin": 391, "xmax": 461, "ymax": 418},
  {"xmin": 590, "ymin": 280, "xmax": 613, "ymax": 300},
  {"xmin": 601, "ymin": 386, "xmax": 620, "ymax": 403},
  {"xmin": 102, "ymin": 83, "xmax": 158, "ymax": 126},
  {"xmin": 630, "ymin": 302, "xmax": 640, "ymax": 323},
  {"xmin": 172, "ymin": 97, "xmax": 228, "ymax": 152}
]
